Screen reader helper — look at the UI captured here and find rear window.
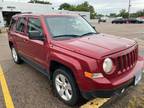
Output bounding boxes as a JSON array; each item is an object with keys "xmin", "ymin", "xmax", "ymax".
[{"xmin": 16, "ymin": 17, "xmax": 26, "ymax": 33}]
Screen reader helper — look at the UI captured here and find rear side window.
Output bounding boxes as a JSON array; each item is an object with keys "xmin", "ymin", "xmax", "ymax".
[
  {"xmin": 28, "ymin": 18, "xmax": 42, "ymax": 33},
  {"xmin": 16, "ymin": 17, "xmax": 26, "ymax": 33},
  {"xmin": 9, "ymin": 18, "xmax": 16, "ymax": 31}
]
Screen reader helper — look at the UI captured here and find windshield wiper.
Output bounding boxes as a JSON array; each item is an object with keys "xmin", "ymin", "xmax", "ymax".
[
  {"xmin": 80, "ymin": 32, "xmax": 97, "ymax": 37},
  {"xmin": 53, "ymin": 34, "xmax": 80, "ymax": 38}
]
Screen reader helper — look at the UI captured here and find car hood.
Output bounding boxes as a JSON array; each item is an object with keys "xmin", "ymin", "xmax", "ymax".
[{"xmin": 52, "ymin": 33, "xmax": 136, "ymax": 59}]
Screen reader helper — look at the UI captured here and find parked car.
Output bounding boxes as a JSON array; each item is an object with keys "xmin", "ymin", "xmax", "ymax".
[
  {"xmin": 112, "ymin": 18, "xmax": 127, "ymax": 24},
  {"xmin": 136, "ymin": 18, "xmax": 144, "ymax": 24},
  {"xmin": 99, "ymin": 17, "xmax": 107, "ymax": 22},
  {"xmin": 112, "ymin": 18, "xmax": 144, "ymax": 24},
  {"xmin": 8, "ymin": 13, "xmax": 144, "ymax": 105},
  {"xmin": 128, "ymin": 18, "xmax": 143, "ymax": 24}
]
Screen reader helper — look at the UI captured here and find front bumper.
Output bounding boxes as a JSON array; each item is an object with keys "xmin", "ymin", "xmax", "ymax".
[
  {"xmin": 80, "ymin": 57, "xmax": 144, "ymax": 99},
  {"xmin": 82, "ymin": 78, "xmax": 134, "ymax": 99}
]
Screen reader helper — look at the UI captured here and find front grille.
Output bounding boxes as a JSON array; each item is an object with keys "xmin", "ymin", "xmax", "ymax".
[{"xmin": 115, "ymin": 47, "xmax": 138, "ymax": 72}]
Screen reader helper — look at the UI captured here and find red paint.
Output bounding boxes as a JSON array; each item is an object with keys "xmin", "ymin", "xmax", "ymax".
[{"xmin": 8, "ymin": 14, "xmax": 144, "ymax": 96}]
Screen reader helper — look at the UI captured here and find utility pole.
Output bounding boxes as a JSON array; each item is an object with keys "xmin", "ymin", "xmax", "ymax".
[{"xmin": 128, "ymin": 0, "xmax": 131, "ymax": 19}]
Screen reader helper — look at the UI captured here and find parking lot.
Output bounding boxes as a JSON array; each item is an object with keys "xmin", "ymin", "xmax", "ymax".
[{"xmin": 0, "ymin": 23, "xmax": 144, "ymax": 108}]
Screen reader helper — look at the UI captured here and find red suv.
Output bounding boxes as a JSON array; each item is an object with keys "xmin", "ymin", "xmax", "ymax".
[{"xmin": 8, "ymin": 13, "xmax": 143, "ymax": 105}]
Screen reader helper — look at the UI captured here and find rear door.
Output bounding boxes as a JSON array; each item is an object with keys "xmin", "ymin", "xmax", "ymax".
[
  {"xmin": 15, "ymin": 17, "xmax": 29, "ymax": 56},
  {"xmin": 8, "ymin": 17, "xmax": 17, "ymax": 45},
  {"xmin": 9, "ymin": 17, "xmax": 28, "ymax": 56}
]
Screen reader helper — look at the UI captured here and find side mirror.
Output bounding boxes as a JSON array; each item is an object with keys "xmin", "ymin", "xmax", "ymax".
[{"xmin": 28, "ymin": 31, "xmax": 45, "ymax": 41}]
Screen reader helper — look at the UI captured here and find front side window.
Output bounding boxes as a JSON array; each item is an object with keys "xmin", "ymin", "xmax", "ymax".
[
  {"xmin": 45, "ymin": 16, "xmax": 96, "ymax": 38},
  {"xmin": 28, "ymin": 18, "xmax": 42, "ymax": 33},
  {"xmin": 16, "ymin": 17, "xmax": 26, "ymax": 33}
]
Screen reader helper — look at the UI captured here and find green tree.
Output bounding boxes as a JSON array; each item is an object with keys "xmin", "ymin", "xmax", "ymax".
[
  {"xmin": 118, "ymin": 9, "xmax": 129, "ymax": 18},
  {"xmin": 131, "ymin": 9, "xmax": 144, "ymax": 18},
  {"xmin": 109, "ymin": 13, "xmax": 117, "ymax": 17},
  {"xmin": 29, "ymin": 0, "xmax": 52, "ymax": 4},
  {"xmin": 59, "ymin": 2, "xmax": 96, "ymax": 19},
  {"xmin": 108, "ymin": 9, "xmax": 144, "ymax": 18},
  {"xmin": 96, "ymin": 14, "xmax": 104, "ymax": 18},
  {"xmin": 59, "ymin": 3, "xmax": 71, "ymax": 10},
  {"xmin": 76, "ymin": 1, "xmax": 89, "ymax": 11},
  {"xmin": 88, "ymin": 5, "xmax": 96, "ymax": 19}
]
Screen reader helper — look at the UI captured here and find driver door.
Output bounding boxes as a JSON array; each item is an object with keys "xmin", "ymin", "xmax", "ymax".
[{"xmin": 24, "ymin": 17, "xmax": 48, "ymax": 69}]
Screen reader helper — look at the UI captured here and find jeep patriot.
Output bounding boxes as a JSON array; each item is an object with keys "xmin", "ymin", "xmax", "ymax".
[{"xmin": 8, "ymin": 13, "xmax": 144, "ymax": 105}]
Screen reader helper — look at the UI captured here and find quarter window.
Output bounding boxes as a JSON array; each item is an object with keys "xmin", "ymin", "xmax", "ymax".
[{"xmin": 9, "ymin": 18, "xmax": 16, "ymax": 31}]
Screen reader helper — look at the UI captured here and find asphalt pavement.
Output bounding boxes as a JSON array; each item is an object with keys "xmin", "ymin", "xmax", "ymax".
[{"xmin": 0, "ymin": 23, "xmax": 144, "ymax": 108}]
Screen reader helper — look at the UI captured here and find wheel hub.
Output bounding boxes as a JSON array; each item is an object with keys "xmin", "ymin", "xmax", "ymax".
[{"xmin": 55, "ymin": 74, "xmax": 72, "ymax": 101}]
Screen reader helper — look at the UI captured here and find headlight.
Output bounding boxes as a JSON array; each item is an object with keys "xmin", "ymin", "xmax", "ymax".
[{"xmin": 103, "ymin": 58, "xmax": 113, "ymax": 74}]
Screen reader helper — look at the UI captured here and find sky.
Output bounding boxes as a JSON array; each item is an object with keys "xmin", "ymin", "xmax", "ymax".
[{"xmin": 4, "ymin": 0, "xmax": 144, "ymax": 15}]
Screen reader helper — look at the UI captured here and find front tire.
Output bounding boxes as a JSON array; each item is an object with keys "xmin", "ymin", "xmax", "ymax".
[
  {"xmin": 11, "ymin": 47, "xmax": 23, "ymax": 64},
  {"xmin": 53, "ymin": 67, "xmax": 80, "ymax": 106}
]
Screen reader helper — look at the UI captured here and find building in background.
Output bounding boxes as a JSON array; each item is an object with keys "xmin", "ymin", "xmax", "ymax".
[{"xmin": 0, "ymin": 0, "xmax": 90, "ymax": 28}]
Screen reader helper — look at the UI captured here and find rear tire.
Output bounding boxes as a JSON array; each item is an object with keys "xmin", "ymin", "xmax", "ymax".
[
  {"xmin": 11, "ymin": 47, "xmax": 23, "ymax": 64},
  {"xmin": 52, "ymin": 67, "xmax": 80, "ymax": 106}
]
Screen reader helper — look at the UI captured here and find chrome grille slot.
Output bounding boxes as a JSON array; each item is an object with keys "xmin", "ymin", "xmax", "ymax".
[{"xmin": 116, "ymin": 47, "xmax": 138, "ymax": 73}]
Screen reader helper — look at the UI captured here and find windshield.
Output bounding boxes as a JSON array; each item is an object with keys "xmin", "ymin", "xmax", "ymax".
[{"xmin": 45, "ymin": 16, "xmax": 97, "ymax": 38}]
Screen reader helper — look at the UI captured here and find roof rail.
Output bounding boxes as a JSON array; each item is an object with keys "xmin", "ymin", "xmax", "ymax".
[{"xmin": 20, "ymin": 12, "xmax": 32, "ymax": 14}]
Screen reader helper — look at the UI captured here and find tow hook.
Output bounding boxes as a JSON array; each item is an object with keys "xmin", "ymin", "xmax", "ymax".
[
  {"xmin": 121, "ymin": 88, "xmax": 125, "ymax": 93},
  {"xmin": 114, "ymin": 88, "xmax": 126, "ymax": 96}
]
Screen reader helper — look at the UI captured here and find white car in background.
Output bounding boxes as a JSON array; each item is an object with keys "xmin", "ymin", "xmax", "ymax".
[{"xmin": 137, "ymin": 17, "xmax": 144, "ymax": 23}]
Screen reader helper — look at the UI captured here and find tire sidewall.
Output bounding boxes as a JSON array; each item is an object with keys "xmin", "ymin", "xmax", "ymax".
[
  {"xmin": 52, "ymin": 67, "xmax": 79, "ymax": 106},
  {"xmin": 11, "ymin": 47, "xmax": 22, "ymax": 64}
]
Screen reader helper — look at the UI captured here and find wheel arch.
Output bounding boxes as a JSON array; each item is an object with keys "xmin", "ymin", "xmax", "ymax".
[
  {"xmin": 49, "ymin": 60, "xmax": 77, "ymax": 82},
  {"xmin": 49, "ymin": 59, "xmax": 83, "ymax": 91},
  {"xmin": 9, "ymin": 41, "xmax": 13, "ymax": 49}
]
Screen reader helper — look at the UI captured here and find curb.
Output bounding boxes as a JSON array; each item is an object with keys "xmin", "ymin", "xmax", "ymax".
[{"xmin": 81, "ymin": 98, "xmax": 109, "ymax": 108}]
